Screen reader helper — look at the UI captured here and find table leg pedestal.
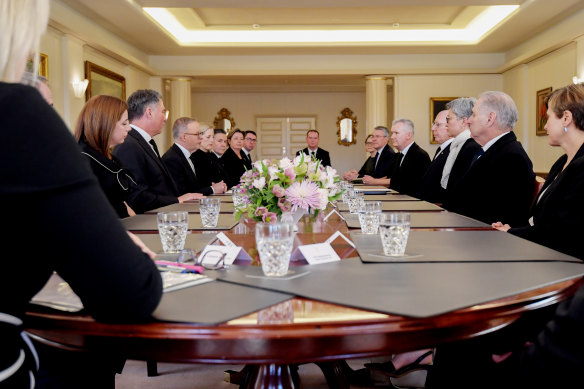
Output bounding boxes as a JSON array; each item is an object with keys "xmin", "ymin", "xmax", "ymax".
[{"xmin": 246, "ymin": 364, "xmax": 296, "ymax": 389}]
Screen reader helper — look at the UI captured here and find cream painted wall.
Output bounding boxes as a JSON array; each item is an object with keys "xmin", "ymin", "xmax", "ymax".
[
  {"xmin": 39, "ymin": 30, "xmax": 156, "ymax": 140},
  {"xmin": 191, "ymin": 91, "xmax": 366, "ymax": 174},
  {"xmin": 393, "ymin": 74, "xmax": 503, "ymax": 156},
  {"xmin": 504, "ymin": 43, "xmax": 577, "ymax": 173}
]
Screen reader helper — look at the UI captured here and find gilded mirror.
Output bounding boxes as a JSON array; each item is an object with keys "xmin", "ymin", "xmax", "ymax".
[
  {"xmin": 214, "ymin": 108, "xmax": 235, "ymax": 132},
  {"xmin": 336, "ymin": 107, "xmax": 357, "ymax": 146}
]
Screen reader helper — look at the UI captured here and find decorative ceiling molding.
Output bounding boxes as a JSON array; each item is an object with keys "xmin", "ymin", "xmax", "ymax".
[{"xmin": 143, "ymin": 5, "xmax": 519, "ymax": 46}]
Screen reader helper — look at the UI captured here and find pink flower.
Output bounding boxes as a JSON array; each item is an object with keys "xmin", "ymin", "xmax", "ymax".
[
  {"xmin": 255, "ymin": 207, "xmax": 268, "ymax": 217},
  {"xmin": 272, "ymin": 184, "xmax": 285, "ymax": 197},
  {"xmin": 285, "ymin": 181, "xmax": 322, "ymax": 211},
  {"xmin": 284, "ymin": 167, "xmax": 296, "ymax": 180},
  {"xmin": 262, "ymin": 212, "xmax": 278, "ymax": 223},
  {"xmin": 278, "ymin": 198, "xmax": 291, "ymax": 212}
]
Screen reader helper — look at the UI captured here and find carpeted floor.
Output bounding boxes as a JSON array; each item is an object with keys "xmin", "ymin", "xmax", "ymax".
[{"xmin": 115, "ymin": 359, "xmax": 407, "ymax": 388}]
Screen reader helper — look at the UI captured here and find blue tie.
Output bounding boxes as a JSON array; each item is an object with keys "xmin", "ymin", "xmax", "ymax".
[{"xmin": 471, "ymin": 149, "xmax": 484, "ymax": 166}]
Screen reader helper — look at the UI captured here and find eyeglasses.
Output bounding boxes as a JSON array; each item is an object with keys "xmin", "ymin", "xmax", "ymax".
[
  {"xmin": 245, "ymin": 138, "xmax": 257, "ymax": 142},
  {"xmin": 365, "ymin": 141, "xmax": 373, "ymax": 145},
  {"xmin": 184, "ymin": 133, "xmax": 199, "ymax": 137},
  {"xmin": 446, "ymin": 116, "xmax": 460, "ymax": 123},
  {"xmin": 195, "ymin": 250, "xmax": 228, "ymax": 270},
  {"xmin": 433, "ymin": 121, "xmax": 447, "ymax": 126}
]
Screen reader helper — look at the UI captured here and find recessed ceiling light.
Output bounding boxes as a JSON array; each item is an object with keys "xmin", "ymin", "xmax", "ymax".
[{"xmin": 143, "ymin": 5, "xmax": 519, "ymax": 45}]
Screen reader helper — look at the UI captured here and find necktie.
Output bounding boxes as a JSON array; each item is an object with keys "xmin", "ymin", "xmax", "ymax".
[
  {"xmin": 433, "ymin": 147, "xmax": 441, "ymax": 160},
  {"xmin": 149, "ymin": 139, "xmax": 161, "ymax": 159},
  {"xmin": 374, "ymin": 150, "xmax": 381, "ymax": 169},
  {"xmin": 397, "ymin": 152, "xmax": 404, "ymax": 167},
  {"xmin": 471, "ymin": 149, "xmax": 484, "ymax": 166}
]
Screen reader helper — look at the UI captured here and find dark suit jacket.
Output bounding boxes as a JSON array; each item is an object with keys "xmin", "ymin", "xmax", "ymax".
[
  {"xmin": 112, "ymin": 128, "xmax": 179, "ymax": 213},
  {"xmin": 241, "ymin": 149, "xmax": 253, "ymax": 170},
  {"xmin": 446, "ymin": 138, "xmax": 482, "ymax": 190},
  {"xmin": 415, "ymin": 143, "xmax": 451, "ymax": 203},
  {"xmin": 162, "ymin": 144, "xmax": 213, "ymax": 196},
  {"xmin": 389, "ymin": 142, "xmax": 431, "ymax": 196},
  {"xmin": 191, "ymin": 149, "xmax": 227, "ymax": 187},
  {"xmin": 444, "ymin": 132, "xmax": 534, "ymax": 226},
  {"xmin": 296, "ymin": 147, "xmax": 331, "ymax": 167},
  {"xmin": 221, "ymin": 147, "xmax": 248, "ymax": 188},
  {"xmin": 362, "ymin": 144, "xmax": 396, "ymax": 178},
  {"xmin": 358, "ymin": 155, "xmax": 376, "ymax": 176},
  {"xmin": 509, "ymin": 143, "xmax": 584, "ymax": 260}
]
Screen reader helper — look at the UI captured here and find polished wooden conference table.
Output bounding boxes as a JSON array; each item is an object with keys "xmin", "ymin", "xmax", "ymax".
[{"xmin": 25, "ymin": 194, "xmax": 584, "ymax": 389}]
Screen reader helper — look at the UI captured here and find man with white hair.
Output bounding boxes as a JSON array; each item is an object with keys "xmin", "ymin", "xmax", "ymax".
[
  {"xmin": 444, "ymin": 91, "xmax": 535, "ymax": 226},
  {"xmin": 162, "ymin": 117, "xmax": 226, "ymax": 196},
  {"xmin": 363, "ymin": 120, "xmax": 430, "ymax": 196},
  {"xmin": 416, "ymin": 109, "xmax": 453, "ymax": 203}
]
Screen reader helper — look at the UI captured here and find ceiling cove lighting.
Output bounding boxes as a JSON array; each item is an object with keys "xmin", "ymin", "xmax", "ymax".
[{"xmin": 143, "ymin": 5, "xmax": 519, "ymax": 45}]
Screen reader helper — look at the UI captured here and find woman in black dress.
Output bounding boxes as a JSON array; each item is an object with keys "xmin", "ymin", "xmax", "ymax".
[
  {"xmin": 75, "ymin": 95, "xmax": 137, "ymax": 218},
  {"xmin": 220, "ymin": 129, "xmax": 247, "ymax": 188},
  {"xmin": 0, "ymin": 2, "xmax": 161, "ymax": 387}
]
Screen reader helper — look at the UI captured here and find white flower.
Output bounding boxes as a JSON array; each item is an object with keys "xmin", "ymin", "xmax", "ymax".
[
  {"xmin": 252, "ymin": 177, "xmax": 266, "ymax": 190},
  {"xmin": 317, "ymin": 188, "xmax": 329, "ymax": 209},
  {"xmin": 253, "ymin": 160, "xmax": 264, "ymax": 171},
  {"xmin": 268, "ymin": 165, "xmax": 279, "ymax": 179},
  {"xmin": 279, "ymin": 157, "xmax": 293, "ymax": 170}
]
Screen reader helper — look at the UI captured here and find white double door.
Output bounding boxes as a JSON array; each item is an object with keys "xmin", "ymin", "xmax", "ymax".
[{"xmin": 255, "ymin": 116, "xmax": 316, "ymax": 160}]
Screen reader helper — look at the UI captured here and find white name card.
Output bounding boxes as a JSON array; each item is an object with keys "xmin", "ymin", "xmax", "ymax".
[
  {"xmin": 297, "ymin": 243, "xmax": 341, "ymax": 265},
  {"xmin": 199, "ymin": 245, "xmax": 251, "ymax": 266},
  {"xmin": 216, "ymin": 232, "xmax": 237, "ymax": 247}
]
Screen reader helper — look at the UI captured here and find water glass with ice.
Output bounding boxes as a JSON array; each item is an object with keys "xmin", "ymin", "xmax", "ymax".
[
  {"xmin": 358, "ymin": 201, "xmax": 383, "ymax": 234},
  {"xmin": 379, "ymin": 212, "xmax": 411, "ymax": 256},
  {"xmin": 232, "ymin": 186, "xmax": 246, "ymax": 208},
  {"xmin": 199, "ymin": 198, "xmax": 221, "ymax": 228},
  {"xmin": 342, "ymin": 184, "xmax": 354, "ymax": 203},
  {"xmin": 255, "ymin": 222, "xmax": 295, "ymax": 277},
  {"xmin": 157, "ymin": 211, "xmax": 188, "ymax": 253},
  {"xmin": 348, "ymin": 192, "xmax": 365, "ymax": 214}
]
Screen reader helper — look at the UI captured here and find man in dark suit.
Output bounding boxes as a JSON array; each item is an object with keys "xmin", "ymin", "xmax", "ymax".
[
  {"xmin": 296, "ymin": 129, "xmax": 331, "ymax": 167},
  {"xmin": 416, "ymin": 110, "xmax": 453, "ymax": 203},
  {"xmin": 386, "ymin": 119, "xmax": 431, "ymax": 196},
  {"xmin": 345, "ymin": 126, "xmax": 396, "ymax": 181},
  {"xmin": 162, "ymin": 117, "xmax": 227, "ymax": 196},
  {"xmin": 364, "ymin": 120, "xmax": 430, "ymax": 196},
  {"xmin": 241, "ymin": 130, "xmax": 256, "ymax": 170},
  {"xmin": 444, "ymin": 91, "xmax": 534, "ymax": 226},
  {"xmin": 113, "ymin": 89, "xmax": 203, "ymax": 213}
]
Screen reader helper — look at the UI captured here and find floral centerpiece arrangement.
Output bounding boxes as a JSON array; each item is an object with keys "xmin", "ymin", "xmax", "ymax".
[{"xmin": 234, "ymin": 154, "xmax": 343, "ymax": 223}]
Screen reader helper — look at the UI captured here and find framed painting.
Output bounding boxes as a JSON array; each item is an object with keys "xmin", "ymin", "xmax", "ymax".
[
  {"xmin": 25, "ymin": 52, "xmax": 48, "ymax": 78},
  {"xmin": 536, "ymin": 87, "xmax": 552, "ymax": 136},
  {"xmin": 429, "ymin": 97, "xmax": 457, "ymax": 144},
  {"xmin": 84, "ymin": 61, "xmax": 126, "ymax": 101}
]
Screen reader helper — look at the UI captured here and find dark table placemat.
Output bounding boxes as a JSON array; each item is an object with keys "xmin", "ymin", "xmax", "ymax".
[
  {"xmin": 345, "ymin": 211, "xmax": 488, "ymax": 229},
  {"xmin": 217, "ymin": 258, "xmax": 584, "ymax": 318},
  {"xmin": 338, "ymin": 201, "xmax": 442, "ymax": 213},
  {"xmin": 146, "ymin": 202, "xmax": 235, "ymax": 214},
  {"xmin": 137, "ymin": 233, "xmax": 217, "ymax": 254},
  {"xmin": 153, "ymin": 280, "xmax": 292, "ymax": 324},
  {"xmin": 350, "ymin": 230, "xmax": 582, "ymax": 263},
  {"xmin": 122, "ymin": 214, "xmax": 238, "ymax": 231}
]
